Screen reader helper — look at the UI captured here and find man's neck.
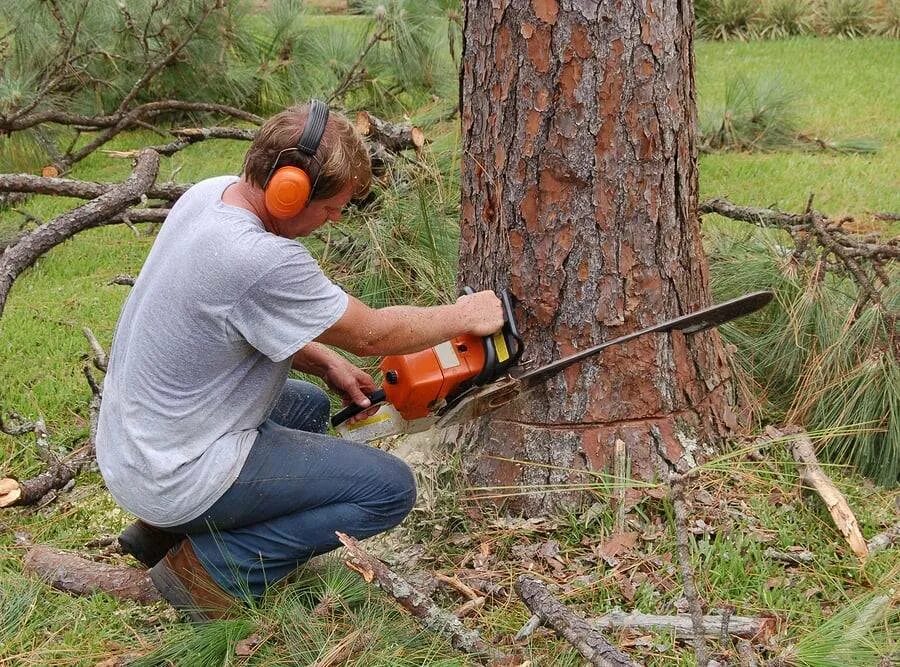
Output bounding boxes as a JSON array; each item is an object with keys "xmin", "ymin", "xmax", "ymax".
[{"xmin": 222, "ymin": 178, "xmax": 277, "ymax": 233}]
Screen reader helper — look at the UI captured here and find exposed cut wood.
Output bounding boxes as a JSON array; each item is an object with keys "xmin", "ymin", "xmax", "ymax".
[
  {"xmin": 587, "ymin": 611, "xmax": 776, "ymax": 642},
  {"xmin": 515, "ymin": 576, "xmax": 641, "ymax": 667},
  {"xmin": 790, "ymin": 431, "xmax": 869, "ymax": 561},
  {"xmin": 336, "ymin": 532, "xmax": 513, "ymax": 665},
  {"xmin": 355, "ymin": 110, "xmax": 425, "ymax": 153},
  {"xmin": 23, "ymin": 545, "xmax": 160, "ymax": 604}
]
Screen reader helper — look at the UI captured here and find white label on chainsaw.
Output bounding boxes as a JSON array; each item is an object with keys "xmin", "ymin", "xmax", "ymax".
[
  {"xmin": 337, "ymin": 404, "xmax": 405, "ymax": 442},
  {"xmin": 434, "ymin": 341, "xmax": 460, "ymax": 370}
]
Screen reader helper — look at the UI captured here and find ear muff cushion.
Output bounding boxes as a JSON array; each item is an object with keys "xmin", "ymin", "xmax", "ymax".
[{"xmin": 264, "ymin": 166, "xmax": 312, "ymax": 219}]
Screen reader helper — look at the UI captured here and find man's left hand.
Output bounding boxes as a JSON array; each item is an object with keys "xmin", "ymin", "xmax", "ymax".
[{"xmin": 322, "ymin": 358, "xmax": 380, "ymax": 423}]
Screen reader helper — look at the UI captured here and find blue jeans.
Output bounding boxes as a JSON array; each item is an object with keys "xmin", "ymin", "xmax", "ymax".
[{"xmin": 168, "ymin": 379, "xmax": 416, "ymax": 600}]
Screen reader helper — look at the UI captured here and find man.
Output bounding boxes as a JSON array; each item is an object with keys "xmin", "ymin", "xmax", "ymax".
[{"xmin": 96, "ymin": 101, "xmax": 503, "ymax": 621}]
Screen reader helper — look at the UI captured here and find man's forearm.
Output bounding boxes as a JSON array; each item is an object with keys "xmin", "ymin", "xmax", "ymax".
[{"xmin": 291, "ymin": 342, "xmax": 344, "ymax": 377}]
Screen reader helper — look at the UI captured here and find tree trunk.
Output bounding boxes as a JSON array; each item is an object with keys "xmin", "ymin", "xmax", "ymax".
[{"xmin": 459, "ymin": 0, "xmax": 737, "ymax": 513}]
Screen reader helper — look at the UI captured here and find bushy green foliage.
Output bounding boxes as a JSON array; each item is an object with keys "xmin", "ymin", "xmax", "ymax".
[
  {"xmin": 701, "ymin": 75, "xmax": 799, "ymax": 151},
  {"xmin": 708, "ymin": 229, "xmax": 899, "ymax": 485},
  {"xmin": 696, "ymin": 0, "xmax": 759, "ymax": 40},
  {"xmin": 873, "ymin": 0, "xmax": 900, "ymax": 36},
  {"xmin": 758, "ymin": 0, "xmax": 815, "ymax": 37},
  {"xmin": 308, "ymin": 129, "xmax": 461, "ymax": 309},
  {"xmin": 816, "ymin": 0, "xmax": 877, "ymax": 36}
]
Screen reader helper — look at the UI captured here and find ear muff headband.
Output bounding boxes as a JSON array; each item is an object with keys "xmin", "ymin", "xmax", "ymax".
[{"xmin": 263, "ymin": 100, "xmax": 330, "ymax": 220}]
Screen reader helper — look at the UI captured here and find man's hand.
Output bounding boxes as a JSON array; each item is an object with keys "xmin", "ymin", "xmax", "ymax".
[
  {"xmin": 322, "ymin": 356, "xmax": 380, "ymax": 423},
  {"xmin": 455, "ymin": 290, "xmax": 505, "ymax": 337}
]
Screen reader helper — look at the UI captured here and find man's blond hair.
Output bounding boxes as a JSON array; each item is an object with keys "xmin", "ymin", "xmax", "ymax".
[{"xmin": 243, "ymin": 103, "xmax": 371, "ymax": 201}]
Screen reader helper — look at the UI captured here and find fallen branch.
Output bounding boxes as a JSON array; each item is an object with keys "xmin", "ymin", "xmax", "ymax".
[
  {"xmin": 699, "ymin": 197, "xmax": 898, "ymax": 314},
  {"xmin": 0, "ymin": 150, "xmax": 161, "ymax": 317},
  {"xmin": 336, "ymin": 532, "xmax": 513, "ymax": 665},
  {"xmin": 0, "ymin": 443, "xmax": 94, "ymax": 509},
  {"xmin": 0, "ymin": 173, "xmax": 187, "ymax": 203},
  {"xmin": 515, "ymin": 576, "xmax": 641, "ymax": 667},
  {"xmin": 652, "ymin": 426, "xmax": 710, "ymax": 666},
  {"xmin": 22, "ymin": 544, "xmax": 160, "ymax": 604},
  {"xmin": 0, "ymin": 328, "xmax": 106, "ymax": 508},
  {"xmin": 355, "ymin": 111, "xmax": 426, "ymax": 154},
  {"xmin": 789, "ymin": 430, "xmax": 869, "ymax": 561},
  {"xmin": 867, "ymin": 521, "xmax": 900, "ymax": 555},
  {"xmin": 587, "ymin": 610, "xmax": 775, "ymax": 642}
]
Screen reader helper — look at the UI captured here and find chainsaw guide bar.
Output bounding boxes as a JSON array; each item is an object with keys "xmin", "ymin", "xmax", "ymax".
[{"xmin": 334, "ymin": 290, "xmax": 773, "ymax": 441}]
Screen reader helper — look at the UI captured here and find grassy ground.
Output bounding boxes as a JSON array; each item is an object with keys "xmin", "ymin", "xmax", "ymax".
[{"xmin": 1, "ymin": 38, "xmax": 898, "ymax": 666}]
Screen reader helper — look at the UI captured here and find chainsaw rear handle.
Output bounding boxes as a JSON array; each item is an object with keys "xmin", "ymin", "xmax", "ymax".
[{"xmin": 331, "ymin": 388, "xmax": 386, "ymax": 428}]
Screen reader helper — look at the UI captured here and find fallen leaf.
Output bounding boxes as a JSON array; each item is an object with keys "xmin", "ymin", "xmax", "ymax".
[{"xmin": 597, "ymin": 532, "xmax": 639, "ymax": 560}]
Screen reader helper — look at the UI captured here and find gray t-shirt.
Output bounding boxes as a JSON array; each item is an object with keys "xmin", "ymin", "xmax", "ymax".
[{"xmin": 96, "ymin": 176, "xmax": 348, "ymax": 527}]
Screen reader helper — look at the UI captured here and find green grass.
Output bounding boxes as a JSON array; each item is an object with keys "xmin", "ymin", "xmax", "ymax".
[
  {"xmin": 697, "ymin": 38, "xmax": 900, "ymax": 215},
  {"xmin": 1, "ymin": 36, "xmax": 898, "ymax": 666}
]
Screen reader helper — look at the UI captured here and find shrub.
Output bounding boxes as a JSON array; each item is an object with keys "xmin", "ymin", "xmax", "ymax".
[
  {"xmin": 816, "ymin": 0, "xmax": 876, "ymax": 37},
  {"xmin": 757, "ymin": 0, "xmax": 814, "ymax": 37},
  {"xmin": 700, "ymin": 75, "xmax": 799, "ymax": 152},
  {"xmin": 696, "ymin": 0, "xmax": 759, "ymax": 40},
  {"xmin": 708, "ymin": 230, "xmax": 899, "ymax": 485},
  {"xmin": 873, "ymin": 0, "xmax": 900, "ymax": 36}
]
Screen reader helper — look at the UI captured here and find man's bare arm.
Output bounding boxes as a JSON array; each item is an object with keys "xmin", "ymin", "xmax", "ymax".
[{"xmin": 315, "ymin": 291, "xmax": 504, "ymax": 357}]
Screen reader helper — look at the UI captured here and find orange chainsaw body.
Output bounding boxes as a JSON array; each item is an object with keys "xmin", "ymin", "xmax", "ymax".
[{"xmin": 380, "ymin": 333, "xmax": 486, "ymax": 420}]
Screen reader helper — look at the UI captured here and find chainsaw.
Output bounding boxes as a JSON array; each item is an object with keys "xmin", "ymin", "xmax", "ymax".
[{"xmin": 331, "ymin": 289, "xmax": 774, "ymax": 443}]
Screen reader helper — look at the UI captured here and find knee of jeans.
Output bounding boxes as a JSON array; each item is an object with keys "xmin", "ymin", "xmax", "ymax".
[{"xmin": 385, "ymin": 458, "xmax": 417, "ymax": 517}]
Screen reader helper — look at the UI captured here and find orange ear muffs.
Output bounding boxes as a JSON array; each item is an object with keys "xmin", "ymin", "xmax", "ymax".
[{"xmin": 264, "ymin": 166, "xmax": 313, "ymax": 220}]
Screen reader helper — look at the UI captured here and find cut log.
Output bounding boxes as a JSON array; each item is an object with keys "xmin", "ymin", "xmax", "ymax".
[
  {"xmin": 587, "ymin": 611, "xmax": 776, "ymax": 642},
  {"xmin": 515, "ymin": 576, "xmax": 641, "ymax": 667},
  {"xmin": 336, "ymin": 532, "xmax": 513, "ymax": 665},
  {"xmin": 23, "ymin": 545, "xmax": 160, "ymax": 604},
  {"xmin": 355, "ymin": 111, "xmax": 425, "ymax": 153},
  {"xmin": 790, "ymin": 431, "xmax": 869, "ymax": 561}
]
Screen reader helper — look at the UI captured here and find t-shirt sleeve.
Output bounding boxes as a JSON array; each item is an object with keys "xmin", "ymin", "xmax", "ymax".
[{"xmin": 226, "ymin": 248, "xmax": 349, "ymax": 362}]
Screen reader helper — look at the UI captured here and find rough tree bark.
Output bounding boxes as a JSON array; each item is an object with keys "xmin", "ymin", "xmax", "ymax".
[{"xmin": 458, "ymin": 0, "xmax": 737, "ymax": 512}]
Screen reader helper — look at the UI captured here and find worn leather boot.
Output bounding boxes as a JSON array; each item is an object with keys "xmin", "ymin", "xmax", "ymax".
[
  {"xmin": 149, "ymin": 539, "xmax": 239, "ymax": 622},
  {"xmin": 119, "ymin": 520, "xmax": 183, "ymax": 568}
]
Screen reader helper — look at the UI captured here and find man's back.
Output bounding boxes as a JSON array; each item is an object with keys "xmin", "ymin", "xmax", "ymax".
[{"xmin": 96, "ymin": 176, "xmax": 347, "ymax": 527}]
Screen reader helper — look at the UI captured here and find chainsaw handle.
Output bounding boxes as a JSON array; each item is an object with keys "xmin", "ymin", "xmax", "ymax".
[{"xmin": 330, "ymin": 388, "xmax": 386, "ymax": 428}]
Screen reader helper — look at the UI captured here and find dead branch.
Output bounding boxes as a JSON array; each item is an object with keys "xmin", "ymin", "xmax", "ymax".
[
  {"xmin": 336, "ymin": 531, "xmax": 512, "ymax": 665},
  {"xmin": 0, "ymin": 316, "xmax": 106, "ymax": 509},
  {"xmin": 699, "ymin": 197, "xmax": 898, "ymax": 313},
  {"xmin": 1, "ymin": 101, "xmax": 263, "ymax": 134},
  {"xmin": 108, "ymin": 126, "xmax": 257, "ymax": 158},
  {"xmin": 355, "ymin": 110, "xmax": 426, "ymax": 153},
  {"xmin": 328, "ymin": 22, "xmax": 390, "ymax": 104},
  {"xmin": 0, "ymin": 442, "xmax": 94, "ymax": 508},
  {"xmin": 515, "ymin": 576, "xmax": 641, "ymax": 667},
  {"xmin": 587, "ymin": 611, "xmax": 775, "ymax": 642},
  {"xmin": 651, "ymin": 426, "xmax": 710, "ymax": 666},
  {"xmin": 82, "ymin": 326, "xmax": 108, "ymax": 372},
  {"xmin": 22, "ymin": 544, "xmax": 160, "ymax": 604},
  {"xmin": 0, "ymin": 149, "xmax": 160, "ymax": 317},
  {"xmin": 789, "ymin": 430, "xmax": 869, "ymax": 561},
  {"xmin": 867, "ymin": 521, "xmax": 900, "ymax": 555},
  {"xmin": 514, "ymin": 614, "xmax": 543, "ymax": 642},
  {"xmin": 0, "ymin": 173, "xmax": 187, "ymax": 202}
]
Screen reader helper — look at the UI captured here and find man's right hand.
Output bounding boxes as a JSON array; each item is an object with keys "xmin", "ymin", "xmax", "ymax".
[{"xmin": 455, "ymin": 290, "xmax": 505, "ymax": 337}]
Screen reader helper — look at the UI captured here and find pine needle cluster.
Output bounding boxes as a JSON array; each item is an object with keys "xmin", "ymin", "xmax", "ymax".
[{"xmin": 708, "ymin": 228, "xmax": 899, "ymax": 485}]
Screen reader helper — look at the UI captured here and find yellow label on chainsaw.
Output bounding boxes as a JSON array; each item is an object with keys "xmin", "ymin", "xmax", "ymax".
[{"xmin": 493, "ymin": 332, "xmax": 509, "ymax": 363}]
